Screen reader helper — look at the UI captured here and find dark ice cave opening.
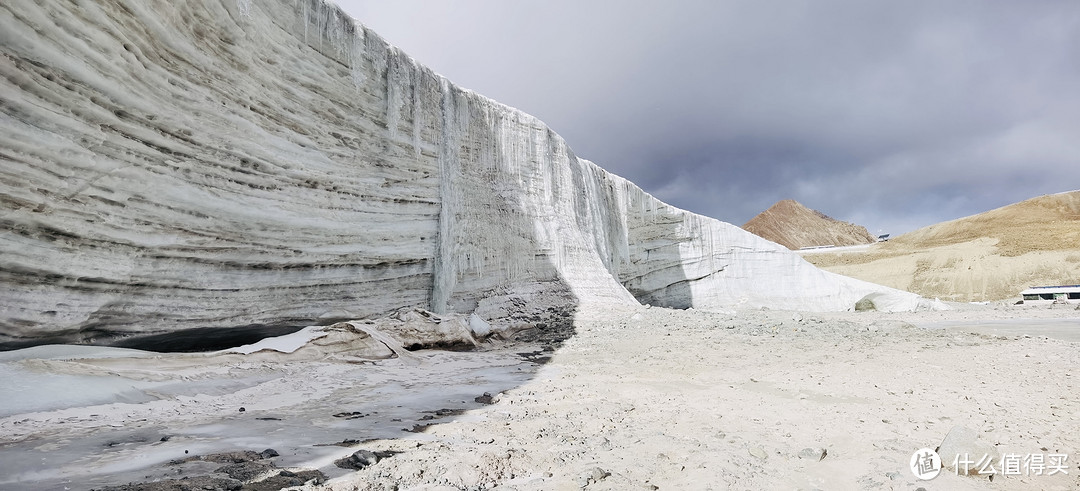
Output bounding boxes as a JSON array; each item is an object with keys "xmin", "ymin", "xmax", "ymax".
[{"xmin": 106, "ymin": 323, "xmax": 312, "ymax": 353}]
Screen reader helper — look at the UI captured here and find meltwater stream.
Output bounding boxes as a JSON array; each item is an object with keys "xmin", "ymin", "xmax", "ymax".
[{"xmin": 0, "ymin": 335, "xmax": 542, "ymax": 490}]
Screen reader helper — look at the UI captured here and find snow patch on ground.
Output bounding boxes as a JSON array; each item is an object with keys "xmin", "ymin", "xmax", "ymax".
[{"xmin": 220, "ymin": 326, "xmax": 331, "ymax": 355}]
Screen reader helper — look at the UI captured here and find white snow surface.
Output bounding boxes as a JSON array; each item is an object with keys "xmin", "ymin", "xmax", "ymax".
[
  {"xmin": 219, "ymin": 325, "xmax": 330, "ymax": 354},
  {"xmin": 0, "ymin": 0, "xmax": 941, "ymax": 345}
]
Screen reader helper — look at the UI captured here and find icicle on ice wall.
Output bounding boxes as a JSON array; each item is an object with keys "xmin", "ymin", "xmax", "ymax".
[
  {"xmin": 349, "ymin": 24, "xmax": 366, "ymax": 88},
  {"xmin": 431, "ymin": 77, "xmax": 459, "ymax": 313}
]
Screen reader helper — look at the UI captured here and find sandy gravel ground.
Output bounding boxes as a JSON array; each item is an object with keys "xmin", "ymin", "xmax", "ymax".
[
  {"xmin": 2, "ymin": 304, "xmax": 1078, "ymax": 490},
  {"xmin": 320, "ymin": 304, "xmax": 1080, "ymax": 490}
]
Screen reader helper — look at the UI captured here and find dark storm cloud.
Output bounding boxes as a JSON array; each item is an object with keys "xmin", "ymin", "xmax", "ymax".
[{"xmin": 338, "ymin": 0, "xmax": 1080, "ymax": 234}]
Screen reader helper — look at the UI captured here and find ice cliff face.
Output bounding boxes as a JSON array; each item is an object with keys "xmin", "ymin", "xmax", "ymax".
[{"xmin": 0, "ymin": 0, "xmax": 932, "ymax": 348}]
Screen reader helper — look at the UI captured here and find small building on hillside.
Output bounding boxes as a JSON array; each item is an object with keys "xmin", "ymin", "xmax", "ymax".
[{"xmin": 1020, "ymin": 285, "xmax": 1080, "ymax": 304}]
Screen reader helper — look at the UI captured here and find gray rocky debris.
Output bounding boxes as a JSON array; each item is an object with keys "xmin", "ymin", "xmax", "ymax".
[
  {"xmin": 577, "ymin": 466, "xmax": 610, "ymax": 487},
  {"xmin": 336, "ymin": 449, "xmax": 381, "ymax": 470},
  {"xmin": 855, "ymin": 297, "xmax": 877, "ymax": 311},
  {"xmin": 798, "ymin": 447, "xmax": 827, "ymax": 460}
]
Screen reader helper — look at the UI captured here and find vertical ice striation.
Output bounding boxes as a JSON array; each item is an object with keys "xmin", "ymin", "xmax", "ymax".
[
  {"xmin": 430, "ymin": 78, "xmax": 459, "ymax": 314},
  {"xmin": 410, "ymin": 60, "xmax": 423, "ymax": 158}
]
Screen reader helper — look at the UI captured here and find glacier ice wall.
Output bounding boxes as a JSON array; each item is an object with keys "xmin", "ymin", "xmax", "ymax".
[{"xmin": 0, "ymin": 0, "xmax": 929, "ymax": 347}]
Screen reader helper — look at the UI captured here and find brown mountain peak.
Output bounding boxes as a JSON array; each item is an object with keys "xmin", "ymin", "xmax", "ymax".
[{"xmin": 743, "ymin": 200, "xmax": 876, "ymax": 250}]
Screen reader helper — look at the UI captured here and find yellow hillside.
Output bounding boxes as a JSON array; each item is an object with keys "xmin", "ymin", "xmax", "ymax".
[{"xmin": 805, "ymin": 191, "xmax": 1080, "ymax": 302}]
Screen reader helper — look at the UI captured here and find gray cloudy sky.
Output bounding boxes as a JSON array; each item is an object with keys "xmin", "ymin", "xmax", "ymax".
[{"xmin": 336, "ymin": 0, "xmax": 1080, "ymax": 235}]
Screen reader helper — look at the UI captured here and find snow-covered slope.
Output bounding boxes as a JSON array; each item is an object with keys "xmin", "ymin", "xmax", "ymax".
[{"xmin": 0, "ymin": 0, "xmax": 934, "ymax": 348}]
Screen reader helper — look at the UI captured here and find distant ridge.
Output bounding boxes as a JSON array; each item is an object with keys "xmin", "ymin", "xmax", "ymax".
[
  {"xmin": 742, "ymin": 199, "xmax": 877, "ymax": 250},
  {"xmin": 807, "ymin": 191, "xmax": 1080, "ymax": 302},
  {"xmin": 881, "ymin": 190, "xmax": 1080, "ymax": 256}
]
